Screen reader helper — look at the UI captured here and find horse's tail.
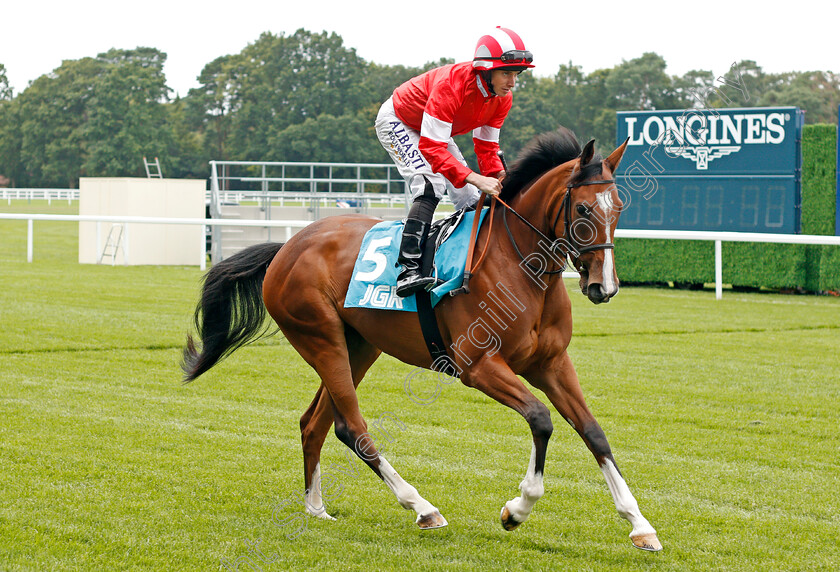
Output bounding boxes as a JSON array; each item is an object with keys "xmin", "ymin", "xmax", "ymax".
[{"xmin": 181, "ymin": 242, "xmax": 284, "ymax": 383}]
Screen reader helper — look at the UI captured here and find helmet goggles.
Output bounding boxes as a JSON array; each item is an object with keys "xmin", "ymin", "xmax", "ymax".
[{"xmin": 494, "ymin": 50, "xmax": 533, "ymax": 64}]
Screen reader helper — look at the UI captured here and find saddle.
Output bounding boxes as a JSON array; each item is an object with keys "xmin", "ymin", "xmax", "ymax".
[
  {"xmin": 420, "ymin": 209, "xmax": 471, "ymax": 286},
  {"xmin": 344, "ymin": 208, "xmax": 486, "ymax": 313}
]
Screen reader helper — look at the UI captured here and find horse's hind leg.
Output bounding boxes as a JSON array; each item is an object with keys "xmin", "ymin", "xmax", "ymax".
[
  {"xmin": 299, "ymin": 384, "xmax": 336, "ymax": 520},
  {"xmin": 329, "ymin": 399, "xmax": 447, "ymax": 529},
  {"xmin": 288, "ymin": 318, "xmax": 444, "ymax": 528},
  {"xmin": 525, "ymin": 352, "xmax": 662, "ymax": 551},
  {"xmin": 299, "ymin": 330, "xmax": 381, "ymax": 520}
]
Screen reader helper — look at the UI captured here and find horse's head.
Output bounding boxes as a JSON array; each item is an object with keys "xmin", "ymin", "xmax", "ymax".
[
  {"xmin": 500, "ymin": 128, "xmax": 629, "ymax": 304},
  {"xmin": 561, "ymin": 138, "xmax": 629, "ymax": 304}
]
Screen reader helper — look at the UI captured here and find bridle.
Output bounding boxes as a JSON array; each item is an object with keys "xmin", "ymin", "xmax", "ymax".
[
  {"xmin": 552, "ymin": 179, "xmax": 617, "ymax": 255},
  {"xmin": 498, "ymin": 178, "xmax": 616, "ymax": 276}
]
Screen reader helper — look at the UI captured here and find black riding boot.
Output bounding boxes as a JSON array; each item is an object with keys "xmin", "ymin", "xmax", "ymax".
[
  {"xmin": 396, "ymin": 188, "xmax": 439, "ymax": 298},
  {"xmin": 396, "ymin": 219, "xmax": 435, "ymax": 297}
]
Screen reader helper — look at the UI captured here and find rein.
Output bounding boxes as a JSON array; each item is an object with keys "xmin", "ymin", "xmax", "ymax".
[{"xmin": 496, "ymin": 195, "xmax": 566, "ymax": 276}]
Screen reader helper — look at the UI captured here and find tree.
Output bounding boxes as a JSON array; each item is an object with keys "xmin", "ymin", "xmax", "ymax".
[
  {"xmin": 605, "ymin": 53, "xmax": 683, "ymax": 111},
  {"xmin": 0, "ymin": 63, "xmax": 11, "ymax": 100},
  {"xmin": 0, "ymin": 64, "xmax": 20, "ymax": 186},
  {"xmin": 713, "ymin": 60, "xmax": 771, "ymax": 108},
  {"xmin": 267, "ymin": 107, "xmax": 385, "ymax": 163},
  {"xmin": 713, "ymin": 62, "xmax": 839, "ymax": 123},
  {"xmin": 758, "ymin": 71, "xmax": 840, "ymax": 123},
  {"xmin": 12, "ymin": 48, "xmax": 174, "ymax": 187},
  {"xmin": 15, "ymin": 57, "xmax": 101, "ymax": 187},
  {"xmin": 185, "ymin": 53, "xmax": 246, "ymax": 162},
  {"xmin": 163, "ymin": 96, "xmax": 207, "ymax": 179},
  {"xmin": 188, "ymin": 30, "xmax": 373, "ymax": 162},
  {"xmin": 83, "ymin": 48, "xmax": 173, "ymax": 177},
  {"xmin": 360, "ymin": 62, "xmax": 428, "ymax": 109}
]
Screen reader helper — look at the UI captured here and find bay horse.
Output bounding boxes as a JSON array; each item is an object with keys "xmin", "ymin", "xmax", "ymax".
[{"xmin": 182, "ymin": 128, "xmax": 662, "ymax": 551}]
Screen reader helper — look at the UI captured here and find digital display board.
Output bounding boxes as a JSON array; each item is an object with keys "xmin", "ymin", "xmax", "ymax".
[{"xmin": 615, "ymin": 107, "xmax": 804, "ymax": 234}]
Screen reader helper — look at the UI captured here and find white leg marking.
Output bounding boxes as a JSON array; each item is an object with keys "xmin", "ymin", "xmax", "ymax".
[
  {"xmin": 305, "ymin": 463, "xmax": 336, "ymax": 520},
  {"xmin": 377, "ymin": 456, "xmax": 440, "ymax": 522},
  {"xmin": 600, "ymin": 459, "xmax": 656, "ymax": 538},
  {"xmin": 503, "ymin": 444, "xmax": 545, "ymax": 523}
]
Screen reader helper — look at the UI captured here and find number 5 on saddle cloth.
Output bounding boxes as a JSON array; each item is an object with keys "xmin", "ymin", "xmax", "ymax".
[{"xmin": 344, "ymin": 208, "xmax": 489, "ymax": 313}]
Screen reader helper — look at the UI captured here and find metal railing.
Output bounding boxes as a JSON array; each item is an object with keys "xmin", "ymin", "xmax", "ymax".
[
  {"xmin": 208, "ymin": 160, "xmax": 415, "ymax": 263},
  {"xmin": 3, "ymin": 212, "xmax": 840, "ymax": 299},
  {"xmin": 211, "ymin": 190, "xmax": 411, "ymax": 209},
  {"xmin": 209, "ymin": 160, "xmax": 407, "ymax": 195}
]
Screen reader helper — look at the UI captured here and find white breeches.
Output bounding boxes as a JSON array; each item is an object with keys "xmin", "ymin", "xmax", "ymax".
[{"xmin": 375, "ymin": 97, "xmax": 481, "ymax": 210}]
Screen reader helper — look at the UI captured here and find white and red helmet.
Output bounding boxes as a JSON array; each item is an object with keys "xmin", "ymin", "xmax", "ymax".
[{"xmin": 472, "ymin": 27, "xmax": 535, "ymax": 71}]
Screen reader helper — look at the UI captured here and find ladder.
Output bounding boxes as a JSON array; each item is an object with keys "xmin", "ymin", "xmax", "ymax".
[
  {"xmin": 143, "ymin": 157, "xmax": 163, "ymax": 178},
  {"xmin": 98, "ymin": 224, "xmax": 125, "ymax": 265}
]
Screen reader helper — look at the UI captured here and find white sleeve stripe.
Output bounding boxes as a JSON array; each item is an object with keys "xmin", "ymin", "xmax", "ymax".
[
  {"xmin": 473, "ymin": 126, "xmax": 501, "ymax": 142},
  {"xmin": 421, "ymin": 113, "xmax": 453, "ymax": 143}
]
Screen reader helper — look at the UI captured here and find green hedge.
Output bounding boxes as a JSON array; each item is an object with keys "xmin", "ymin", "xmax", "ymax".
[
  {"xmin": 617, "ymin": 124, "xmax": 838, "ymax": 292},
  {"xmin": 804, "ymin": 124, "xmax": 840, "ymax": 291},
  {"xmin": 615, "ymin": 238, "xmax": 713, "ymax": 284},
  {"xmin": 801, "ymin": 124, "xmax": 837, "ymax": 235},
  {"xmin": 819, "ymin": 246, "xmax": 840, "ymax": 291}
]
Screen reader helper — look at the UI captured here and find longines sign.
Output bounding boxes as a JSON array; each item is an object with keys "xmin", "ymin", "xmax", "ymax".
[
  {"xmin": 615, "ymin": 107, "xmax": 804, "ymax": 233},
  {"xmin": 618, "ymin": 107, "xmax": 801, "ymax": 175}
]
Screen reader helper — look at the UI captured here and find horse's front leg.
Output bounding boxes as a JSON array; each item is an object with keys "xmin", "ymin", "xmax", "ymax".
[
  {"xmin": 460, "ymin": 357, "xmax": 553, "ymax": 530},
  {"xmin": 525, "ymin": 352, "xmax": 662, "ymax": 551},
  {"xmin": 500, "ymin": 441, "xmax": 548, "ymax": 531}
]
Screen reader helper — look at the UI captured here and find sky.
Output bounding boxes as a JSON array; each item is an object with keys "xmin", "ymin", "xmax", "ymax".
[{"xmin": 2, "ymin": 0, "xmax": 837, "ymax": 99}]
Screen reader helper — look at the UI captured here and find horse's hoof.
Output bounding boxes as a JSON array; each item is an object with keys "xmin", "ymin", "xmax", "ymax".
[
  {"xmin": 631, "ymin": 532, "xmax": 662, "ymax": 551},
  {"xmin": 416, "ymin": 511, "xmax": 448, "ymax": 529},
  {"xmin": 500, "ymin": 506, "xmax": 522, "ymax": 531},
  {"xmin": 306, "ymin": 508, "xmax": 336, "ymax": 521}
]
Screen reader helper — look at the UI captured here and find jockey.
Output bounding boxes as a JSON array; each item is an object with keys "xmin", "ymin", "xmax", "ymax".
[{"xmin": 375, "ymin": 26, "xmax": 534, "ymax": 297}]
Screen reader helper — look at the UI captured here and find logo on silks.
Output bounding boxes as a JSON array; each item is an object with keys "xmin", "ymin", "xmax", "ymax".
[
  {"xmin": 387, "ymin": 121, "xmax": 426, "ymax": 170},
  {"xmin": 623, "ymin": 111, "xmax": 789, "ymax": 170}
]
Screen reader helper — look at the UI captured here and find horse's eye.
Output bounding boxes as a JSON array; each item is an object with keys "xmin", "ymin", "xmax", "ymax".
[{"xmin": 576, "ymin": 204, "xmax": 590, "ymax": 217}]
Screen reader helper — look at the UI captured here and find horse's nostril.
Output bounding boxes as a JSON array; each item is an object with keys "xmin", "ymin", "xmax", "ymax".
[{"xmin": 587, "ymin": 283, "xmax": 610, "ymax": 304}]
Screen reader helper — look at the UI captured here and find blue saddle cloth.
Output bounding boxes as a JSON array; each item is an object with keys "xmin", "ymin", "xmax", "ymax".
[{"xmin": 344, "ymin": 209, "xmax": 488, "ymax": 312}]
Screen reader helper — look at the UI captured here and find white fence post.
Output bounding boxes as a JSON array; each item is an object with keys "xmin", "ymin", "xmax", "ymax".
[
  {"xmin": 27, "ymin": 219, "xmax": 33, "ymax": 262},
  {"xmin": 200, "ymin": 229, "xmax": 207, "ymax": 272},
  {"xmin": 123, "ymin": 223, "xmax": 130, "ymax": 265},
  {"xmin": 715, "ymin": 240, "xmax": 723, "ymax": 300}
]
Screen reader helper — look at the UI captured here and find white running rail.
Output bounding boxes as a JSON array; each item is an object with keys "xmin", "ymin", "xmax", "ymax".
[{"xmin": 2, "ymin": 212, "xmax": 839, "ymax": 298}]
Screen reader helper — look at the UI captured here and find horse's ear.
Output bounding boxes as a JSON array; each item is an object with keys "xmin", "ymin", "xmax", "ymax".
[
  {"xmin": 604, "ymin": 137, "xmax": 630, "ymax": 173},
  {"xmin": 580, "ymin": 139, "xmax": 596, "ymax": 166}
]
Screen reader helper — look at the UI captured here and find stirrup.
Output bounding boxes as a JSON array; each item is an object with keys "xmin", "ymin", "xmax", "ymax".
[{"xmin": 396, "ymin": 274, "xmax": 437, "ymax": 297}]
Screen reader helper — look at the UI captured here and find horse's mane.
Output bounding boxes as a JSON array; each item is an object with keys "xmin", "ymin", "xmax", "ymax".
[{"xmin": 500, "ymin": 127, "xmax": 600, "ymax": 201}]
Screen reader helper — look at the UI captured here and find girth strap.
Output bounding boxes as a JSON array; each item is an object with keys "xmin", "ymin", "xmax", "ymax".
[{"xmin": 414, "ymin": 289, "xmax": 458, "ymax": 375}]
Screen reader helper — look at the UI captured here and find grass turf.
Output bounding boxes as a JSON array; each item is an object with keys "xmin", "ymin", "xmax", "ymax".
[{"xmin": 1, "ymin": 201, "xmax": 839, "ymax": 571}]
